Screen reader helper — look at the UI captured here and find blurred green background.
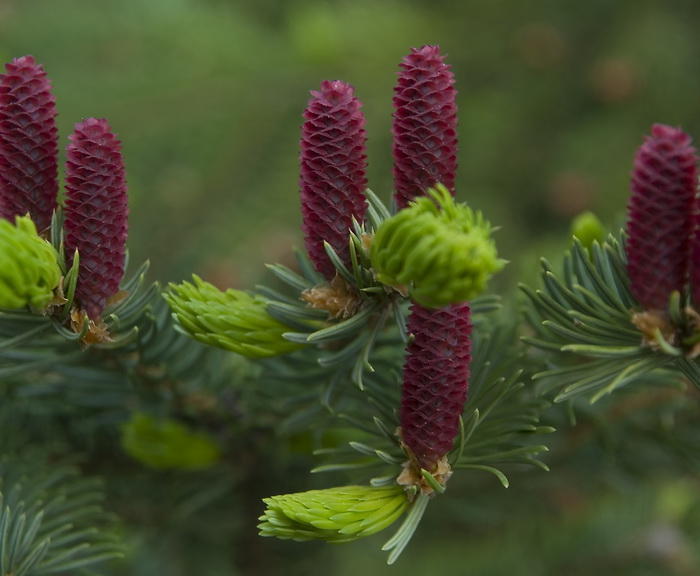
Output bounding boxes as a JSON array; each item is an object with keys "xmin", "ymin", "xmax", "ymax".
[
  {"xmin": 4, "ymin": 0, "xmax": 700, "ymax": 292},
  {"xmin": 3, "ymin": 0, "xmax": 700, "ymax": 574}
]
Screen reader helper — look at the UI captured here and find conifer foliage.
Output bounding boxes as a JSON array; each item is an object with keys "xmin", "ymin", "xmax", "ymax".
[{"xmin": 1, "ymin": 47, "xmax": 700, "ymax": 575}]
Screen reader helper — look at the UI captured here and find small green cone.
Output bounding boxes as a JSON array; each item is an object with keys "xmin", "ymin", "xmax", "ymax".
[
  {"xmin": 0, "ymin": 215, "xmax": 61, "ymax": 310},
  {"xmin": 121, "ymin": 412, "xmax": 221, "ymax": 470},
  {"xmin": 164, "ymin": 275, "xmax": 304, "ymax": 358},
  {"xmin": 571, "ymin": 210, "xmax": 605, "ymax": 252},
  {"xmin": 258, "ymin": 485, "xmax": 407, "ymax": 543},
  {"xmin": 371, "ymin": 185, "xmax": 504, "ymax": 307}
]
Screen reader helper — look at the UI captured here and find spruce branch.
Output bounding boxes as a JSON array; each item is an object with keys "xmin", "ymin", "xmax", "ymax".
[
  {"xmin": 13, "ymin": 45, "xmax": 700, "ymax": 573},
  {"xmin": 243, "ymin": 44, "xmax": 552, "ymax": 564},
  {"xmin": 1, "ymin": 245, "xmax": 240, "ymax": 445},
  {"xmin": 285, "ymin": 309, "xmax": 550, "ymax": 489},
  {"xmin": 522, "ymin": 233, "xmax": 700, "ymax": 401},
  {"xmin": 0, "ymin": 447, "xmax": 123, "ymax": 576}
]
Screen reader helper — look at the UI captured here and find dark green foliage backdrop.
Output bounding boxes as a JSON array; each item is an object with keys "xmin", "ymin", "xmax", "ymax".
[{"xmin": 2, "ymin": 0, "xmax": 700, "ymax": 574}]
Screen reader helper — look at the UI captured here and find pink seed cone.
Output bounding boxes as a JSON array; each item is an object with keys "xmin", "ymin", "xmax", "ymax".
[
  {"xmin": 690, "ymin": 181, "xmax": 700, "ymax": 307},
  {"xmin": 400, "ymin": 302, "xmax": 472, "ymax": 472},
  {"xmin": 63, "ymin": 118, "xmax": 128, "ymax": 320},
  {"xmin": 300, "ymin": 80, "xmax": 368, "ymax": 280},
  {"xmin": 626, "ymin": 124, "xmax": 698, "ymax": 311},
  {"xmin": 392, "ymin": 45, "xmax": 458, "ymax": 210},
  {"xmin": 0, "ymin": 55, "xmax": 59, "ymax": 231}
]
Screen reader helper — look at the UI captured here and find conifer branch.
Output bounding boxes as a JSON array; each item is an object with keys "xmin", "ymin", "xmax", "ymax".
[{"xmin": 0, "ymin": 442, "xmax": 122, "ymax": 575}]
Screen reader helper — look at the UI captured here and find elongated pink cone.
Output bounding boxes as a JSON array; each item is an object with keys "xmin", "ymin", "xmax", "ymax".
[
  {"xmin": 300, "ymin": 80, "xmax": 368, "ymax": 280},
  {"xmin": 392, "ymin": 45, "xmax": 458, "ymax": 210},
  {"xmin": 0, "ymin": 55, "xmax": 59, "ymax": 231},
  {"xmin": 690, "ymin": 185, "xmax": 700, "ymax": 308},
  {"xmin": 64, "ymin": 118, "xmax": 128, "ymax": 320},
  {"xmin": 400, "ymin": 302, "xmax": 471, "ymax": 472},
  {"xmin": 626, "ymin": 124, "xmax": 697, "ymax": 311}
]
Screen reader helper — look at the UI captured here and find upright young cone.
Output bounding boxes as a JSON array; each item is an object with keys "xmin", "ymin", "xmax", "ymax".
[
  {"xmin": 300, "ymin": 80, "xmax": 368, "ymax": 280},
  {"xmin": 0, "ymin": 55, "xmax": 59, "ymax": 231},
  {"xmin": 400, "ymin": 302, "xmax": 472, "ymax": 474},
  {"xmin": 392, "ymin": 45, "xmax": 458, "ymax": 210},
  {"xmin": 63, "ymin": 118, "xmax": 128, "ymax": 320},
  {"xmin": 626, "ymin": 124, "xmax": 698, "ymax": 311}
]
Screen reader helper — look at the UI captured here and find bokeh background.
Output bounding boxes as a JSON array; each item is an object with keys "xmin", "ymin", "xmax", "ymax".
[
  {"xmin": 3, "ymin": 0, "xmax": 700, "ymax": 574},
  {"xmin": 4, "ymin": 0, "xmax": 700, "ymax": 291}
]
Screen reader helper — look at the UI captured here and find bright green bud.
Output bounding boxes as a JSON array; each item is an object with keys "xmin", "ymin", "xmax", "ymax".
[
  {"xmin": 164, "ymin": 275, "xmax": 304, "ymax": 358},
  {"xmin": 371, "ymin": 184, "xmax": 504, "ymax": 307},
  {"xmin": 571, "ymin": 210, "xmax": 605, "ymax": 251},
  {"xmin": 258, "ymin": 485, "xmax": 407, "ymax": 543},
  {"xmin": 121, "ymin": 412, "xmax": 221, "ymax": 470},
  {"xmin": 0, "ymin": 216, "xmax": 61, "ymax": 310}
]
